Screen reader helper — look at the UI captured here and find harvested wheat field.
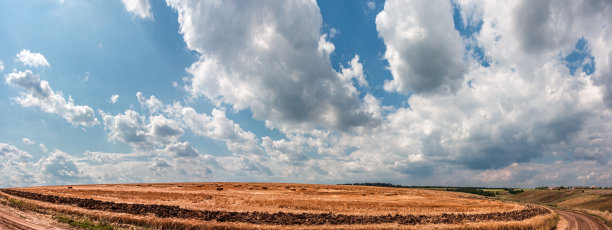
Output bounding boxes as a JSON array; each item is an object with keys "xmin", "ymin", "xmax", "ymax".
[{"xmin": 0, "ymin": 183, "xmax": 557, "ymax": 229}]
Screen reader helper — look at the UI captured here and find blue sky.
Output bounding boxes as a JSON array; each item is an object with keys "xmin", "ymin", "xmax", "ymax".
[{"xmin": 1, "ymin": 0, "xmax": 611, "ymax": 188}]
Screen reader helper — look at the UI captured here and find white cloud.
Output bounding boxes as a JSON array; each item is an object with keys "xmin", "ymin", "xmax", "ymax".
[
  {"xmin": 338, "ymin": 55, "xmax": 368, "ymax": 88},
  {"xmin": 99, "ymin": 109, "xmax": 183, "ymax": 149},
  {"xmin": 5, "ymin": 70, "xmax": 99, "ymax": 127},
  {"xmin": 136, "ymin": 91, "xmax": 163, "ymax": 113},
  {"xmin": 39, "ymin": 143, "xmax": 48, "ymax": 153},
  {"xmin": 22, "ymin": 138, "xmax": 35, "ymax": 145},
  {"xmin": 318, "ymin": 33, "xmax": 335, "ymax": 58},
  {"xmin": 376, "ymin": 0, "xmax": 467, "ymax": 95},
  {"xmin": 389, "ymin": 62, "xmax": 604, "ymax": 169},
  {"xmin": 99, "ymin": 92, "xmax": 274, "ymax": 176},
  {"xmin": 167, "ymin": 0, "xmax": 378, "ymax": 130},
  {"xmin": 16, "ymin": 49, "xmax": 50, "ymax": 68},
  {"xmin": 36, "ymin": 150, "xmax": 90, "ymax": 184},
  {"xmin": 121, "ymin": 0, "xmax": 152, "ymax": 19},
  {"xmin": 475, "ymin": 161, "xmax": 612, "ymax": 188},
  {"xmin": 102, "ymin": 92, "xmax": 275, "ymax": 176},
  {"xmin": 165, "ymin": 142, "xmax": 199, "ymax": 158},
  {"xmin": 166, "ymin": 102, "xmax": 264, "ymax": 156},
  {"xmin": 0, "ymin": 60, "xmax": 4, "ymax": 72},
  {"xmin": 221, "ymin": 0, "xmax": 612, "ymax": 184},
  {"xmin": 329, "ymin": 28, "xmax": 338, "ymax": 38},
  {"xmin": 0, "ymin": 143, "xmax": 36, "ymax": 187},
  {"xmin": 367, "ymin": 1, "xmax": 376, "ymax": 10},
  {"xmin": 109, "ymin": 94, "xmax": 119, "ymax": 104},
  {"xmin": 0, "ymin": 142, "xmax": 218, "ymax": 187},
  {"xmin": 3, "ymin": 1, "xmax": 612, "ymax": 188},
  {"xmin": 82, "ymin": 151, "xmax": 121, "ymax": 165}
]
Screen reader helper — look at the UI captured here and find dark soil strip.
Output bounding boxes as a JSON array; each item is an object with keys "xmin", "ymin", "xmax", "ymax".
[{"xmin": 1, "ymin": 189, "xmax": 549, "ymax": 225}]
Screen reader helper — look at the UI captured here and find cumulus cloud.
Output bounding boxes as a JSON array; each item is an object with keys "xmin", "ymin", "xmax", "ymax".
[
  {"xmin": 136, "ymin": 91, "xmax": 163, "ymax": 113},
  {"xmin": 16, "ymin": 49, "xmax": 50, "ymax": 68},
  {"xmin": 22, "ymin": 138, "xmax": 35, "ymax": 145},
  {"xmin": 1, "ymin": 144, "xmax": 93, "ymax": 187},
  {"xmin": 121, "ymin": 0, "xmax": 152, "ymax": 19},
  {"xmin": 237, "ymin": 0, "xmax": 612, "ymax": 182},
  {"xmin": 365, "ymin": 0, "xmax": 612, "ymax": 172},
  {"xmin": 165, "ymin": 142, "xmax": 199, "ymax": 158},
  {"xmin": 99, "ymin": 92, "xmax": 275, "ymax": 176},
  {"xmin": 36, "ymin": 150, "xmax": 91, "ymax": 184},
  {"xmin": 83, "ymin": 151, "xmax": 120, "ymax": 165},
  {"xmin": 4, "ymin": 1, "xmax": 612, "ymax": 188},
  {"xmin": 338, "ymin": 55, "xmax": 368, "ymax": 88},
  {"xmin": 109, "ymin": 94, "xmax": 119, "ymax": 104},
  {"xmin": 0, "ymin": 141, "xmax": 219, "ymax": 186},
  {"xmin": 376, "ymin": 0, "xmax": 467, "ymax": 95},
  {"xmin": 381, "ymin": 61, "xmax": 603, "ymax": 170},
  {"xmin": 167, "ymin": 0, "xmax": 378, "ymax": 130},
  {"xmin": 99, "ymin": 109, "xmax": 183, "ymax": 149},
  {"xmin": 0, "ymin": 143, "xmax": 36, "ymax": 187},
  {"xmin": 5, "ymin": 70, "xmax": 99, "ymax": 127},
  {"xmin": 0, "ymin": 60, "xmax": 4, "ymax": 72},
  {"xmin": 166, "ymin": 102, "xmax": 264, "ymax": 156}
]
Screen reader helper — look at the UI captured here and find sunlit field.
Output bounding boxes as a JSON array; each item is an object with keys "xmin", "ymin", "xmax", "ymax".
[{"xmin": 1, "ymin": 183, "xmax": 556, "ymax": 229}]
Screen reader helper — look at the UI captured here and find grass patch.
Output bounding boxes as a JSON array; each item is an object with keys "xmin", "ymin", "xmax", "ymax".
[
  {"xmin": 54, "ymin": 215, "xmax": 116, "ymax": 230},
  {"xmin": 5, "ymin": 197, "xmax": 40, "ymax": 212},
  {"xmin": 543, "ymin": 212, "xmax": 560, "ymax": 230},
  {"xmin": 7, "ymin": 198, "xmax": 24, "ymax": 206},
  {"xmin": 446, "ymin": 188, "xmax": 496, "ymax": 197}
]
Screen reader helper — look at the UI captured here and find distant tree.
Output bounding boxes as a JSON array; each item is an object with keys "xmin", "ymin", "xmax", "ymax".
[
  {"xmin": 447, "ymin": 188, "xmax": 496, "ymax": 197},
  {"xmin": 503, "ymin": 188, "xmax": 524, "ymax": 194}
]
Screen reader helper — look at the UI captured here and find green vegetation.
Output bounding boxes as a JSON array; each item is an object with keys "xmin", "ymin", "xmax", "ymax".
[
  {"xmin": 54, "ymin": 215, "xmax": 116, "ymax": 230},
  {"xmin": 7, "ymin": 198, "xmax": 24, "ymax": 206},
  {"xmin": 504, "ymin": 188, "xmax": 524, "ymax": 194},
  {"xmin": 340, "ymin": 183, "xmax": 535, "ymax": 198},
  {"xmin": 446, "ymin": 188, "xmax": 496, "ymax": 197},
  {"xmin": 5, "ymin": 197, "xmax": 39, "ymax": 212}
]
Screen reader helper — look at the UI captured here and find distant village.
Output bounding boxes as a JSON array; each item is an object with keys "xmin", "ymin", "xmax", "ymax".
[{"xmin": 536, "ymin": 185, "xmax": 609, "ymax": 190}]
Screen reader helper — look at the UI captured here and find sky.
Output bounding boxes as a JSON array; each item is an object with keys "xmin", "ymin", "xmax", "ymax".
[{"xmin": 1, "ymin": 0, "xmax": 611, "ymax": 188}]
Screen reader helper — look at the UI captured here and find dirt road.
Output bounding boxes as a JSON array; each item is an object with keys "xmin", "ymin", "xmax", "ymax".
[
  {"xmin": 0, "ymin": 203, "xmax": 66, "ymax": 230},
  {"xmin": 555, "ymin": 209, "xmax": 609, "ymax": 230}
]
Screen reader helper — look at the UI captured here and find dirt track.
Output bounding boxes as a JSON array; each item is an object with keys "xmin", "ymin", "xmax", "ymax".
[
  {"xmin": 0, "ymin": 207, "xmax": 37, "ymax": 230},
  {"xmin": 555, "ymin": 209, "xmax": 609, "ymax": 230},
  {"xmin": 0, "ymin": 202, "xmax": 65, "ymax": 230},
  {"xmin": 1, "ymin": 189, "xmax": 550, "ymax": 226}
]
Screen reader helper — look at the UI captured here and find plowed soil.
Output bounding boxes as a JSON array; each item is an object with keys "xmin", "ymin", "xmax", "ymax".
[{"xmin": 1, "ymin": 189, "xmax": 549, "ymax": 226}]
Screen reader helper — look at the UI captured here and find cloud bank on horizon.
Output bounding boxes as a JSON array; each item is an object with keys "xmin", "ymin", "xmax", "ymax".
[{"xmin": 0, "ymin": 0, "xmax": 611, "ymax": 188}]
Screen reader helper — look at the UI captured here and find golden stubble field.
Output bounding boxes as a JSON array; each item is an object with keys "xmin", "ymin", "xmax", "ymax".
[
  {"xmin": 1, "ymin": 183, "xmax": 557, "ymax": 229},
  {"xmin": 19, "ymin": 182, "xmax": 523, "ymax": 215}
]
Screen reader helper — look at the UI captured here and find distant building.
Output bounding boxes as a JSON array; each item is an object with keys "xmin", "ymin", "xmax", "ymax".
[{"xmin": 570, "ymin": 186, "xmax": 589, "ymax": 189}]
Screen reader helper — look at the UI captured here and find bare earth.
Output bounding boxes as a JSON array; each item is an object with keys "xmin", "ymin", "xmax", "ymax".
[
  {"xmin": 0, "ymin": 202, "xmax": 69, "ymax": 230},
  {"xmin": 555, "ymin": 208, "xmax": 609, "ymax": 230}
]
